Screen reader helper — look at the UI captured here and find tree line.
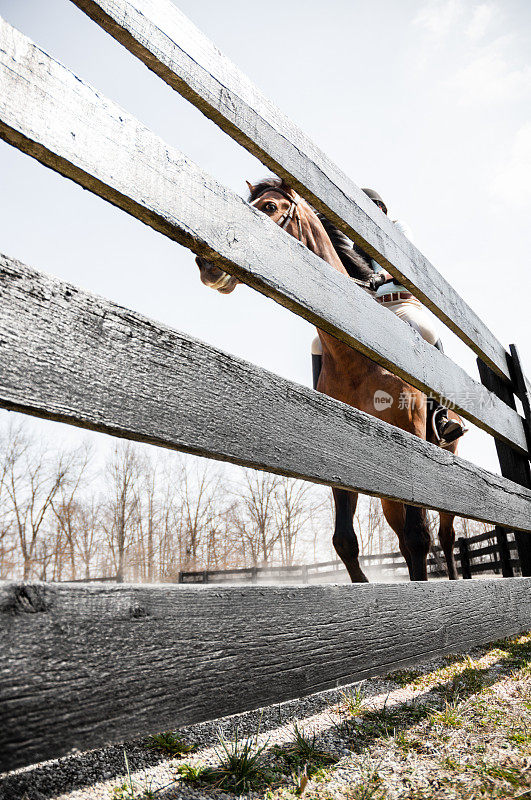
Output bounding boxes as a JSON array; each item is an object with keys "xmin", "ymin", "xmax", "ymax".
[{"xmin": 0, "ymin": 419, "xmax": 490, "ymax": 582}]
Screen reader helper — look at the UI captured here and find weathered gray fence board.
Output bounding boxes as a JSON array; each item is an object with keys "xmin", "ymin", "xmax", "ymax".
[
  {"xmin": 69, "ymin": 0, "xmax": 517, "ymax": 385},
  {"xmin": 1, "ymin": 255, "xmax": 531, "ymax": 530},
  {"xmin": 2, "ymin": 578, "xmax": 531, "ymax": 771},
  {"xmin": 0, "ymin": 18, "xmax": 526, "ymax": 454}
]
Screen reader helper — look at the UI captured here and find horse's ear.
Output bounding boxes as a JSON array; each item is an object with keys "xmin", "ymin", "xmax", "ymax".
[{"xmin": 246, "ymin": 180, "xmax": 256, "ymax": 194}]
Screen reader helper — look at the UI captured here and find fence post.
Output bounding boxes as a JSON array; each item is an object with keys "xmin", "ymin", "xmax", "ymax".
[
  {"xmin": 301, "ymin": 565, "xmax": 309, "ymax": 584},
  {"xmin": 251, "ymin": 567, "xmax": 258, "ymax": 584},
  {"xmin": 495, "ymin": 527, "xmax": 514, "ymax": 578},
  {"xmin": 477, "ymin": 353, "xmax": 531, "ymax": 577},
  {"xmin": 509, "ymin": 344, "xmax": 531, "ymax": 449},
  {"xmin": 202, "ymin": 570, "xmax": 208, "ymax": 583},
  {"xmin": 458, "ymin": 537, "xmax": 472, "ymax": 579},
  {"xmin": 178, "ymin": 572, "xmax": 183, "ymax": 584}
]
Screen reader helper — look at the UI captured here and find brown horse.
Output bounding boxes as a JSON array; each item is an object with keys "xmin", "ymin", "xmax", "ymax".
[{"xmin": 196, "ymin": 178, "xmax": 461, "ymax": 582}]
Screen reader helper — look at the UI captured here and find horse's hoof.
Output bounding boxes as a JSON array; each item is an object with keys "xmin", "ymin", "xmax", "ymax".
[{"xmin": 350, "ymin": 571, "xmax": 369, "ymax": 584}]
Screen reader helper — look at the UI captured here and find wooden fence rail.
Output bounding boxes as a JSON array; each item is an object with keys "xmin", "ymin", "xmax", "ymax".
[
  {"xmin": 2, "ymin": 254, "xmax": 531, "ymax": 530},
  {"xmin": 2, "ymin": 578, "xmax": 531, "ymax": 772}
]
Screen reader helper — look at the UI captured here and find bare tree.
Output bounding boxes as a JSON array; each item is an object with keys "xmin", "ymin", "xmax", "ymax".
[
  {"xmin": 73, "ymin": 498, "xmax": 102, "ymax": 579},
  {"xmin": 2, "ymin": 423, "xmax": 73, "ymax": 578},
  {"xmin": 0, "ymin": 423, "xmax": 15, "ymax": 577},
  {"xmin": 50, "ymin": 442, "xmax": 93, "ymax": 579},
  {"xmin": 232, "ymin": 469, "xmax": 281, "ymax": 566},
  {"xmin": 103, "ymin": 442, "xmax": 141, "ymax": 581},
  {"xmin": 132, "ymin": 455, "xmax": 160, "ymax": 581},
  {"xmin": 179, "ymin": 459, "xmax": 222, "ymax": 570},
  {"xmin": 157, "ymin": 457, "xmax": 181, "ymax": 579},
  {"xmin": 354, "ymin": 496, "xmax": 393, "ymax": 555},
  {"xmin": 455, "ymin": 517, "xmax": 491, "ymax": 539},
  {"xmin": 273, "ymin": 477, "xmax": 315, "ymax": 566}
]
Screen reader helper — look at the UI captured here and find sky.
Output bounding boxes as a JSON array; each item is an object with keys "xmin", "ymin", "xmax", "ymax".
[{"xmin": 0, "ymin": 0, "xmax": 530, "ymax": 479}]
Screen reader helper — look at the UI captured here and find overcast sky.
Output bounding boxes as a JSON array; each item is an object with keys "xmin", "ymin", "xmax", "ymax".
[{"xmin": 0, "ymin": 0, "xmax": 530, "ymax": 478}]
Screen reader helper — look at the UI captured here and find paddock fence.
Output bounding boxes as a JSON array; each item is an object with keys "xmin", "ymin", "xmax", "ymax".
[
  {"xmin": 1, "ymin": 0, "xmax": 531, "ymax": 773},
  {"xmin": 177, "ymin": 529, "xmax": 521, "ymax": 584}
]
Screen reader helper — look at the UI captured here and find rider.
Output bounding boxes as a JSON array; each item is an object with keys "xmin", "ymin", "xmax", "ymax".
[{"xmin": 312, "ymin": 188, "xmax": 467, "ymax": 447}]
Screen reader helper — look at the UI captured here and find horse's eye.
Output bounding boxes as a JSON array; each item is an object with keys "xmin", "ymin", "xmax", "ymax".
[{"xmin": 263, "ymin": 202, "xmax": 277, "ymax": 214}]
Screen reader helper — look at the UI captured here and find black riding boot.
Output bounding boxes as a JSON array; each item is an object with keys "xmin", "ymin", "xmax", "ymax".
[{"xmin": 312, "ymin": 353, "xmax": 322, "ymax": 390}]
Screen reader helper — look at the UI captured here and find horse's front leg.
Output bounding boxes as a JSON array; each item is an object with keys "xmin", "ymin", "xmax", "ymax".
[
  {"xmin": 332, "ymin": 488, "xmax": 368, "ymax": 583},
  {"xmin": 403, "ymin": 505, "xmax": 431, "ymax": 581},
  {"xmin": 381, "ymin": 498, "xmax": 430, "ymax": 581},
  {"xmin": 438, "ymin": 512, "xmax": 458, "ymax": 579}
]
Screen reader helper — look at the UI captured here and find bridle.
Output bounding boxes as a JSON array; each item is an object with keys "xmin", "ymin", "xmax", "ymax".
[
  {"xmin": 250, "ymin": 186, "xmax": 304, "ymax": 241},
  {"xmin": 249, "ymin": 186, "xmax": 373, "ymax": 291}
]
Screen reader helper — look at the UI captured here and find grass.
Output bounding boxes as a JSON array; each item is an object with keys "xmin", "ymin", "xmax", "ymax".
[
  {"xmin": 507, "ymin": 724, "xmax": 531, "ymax": 747},
  {"xmin": 340, "ymin": 685, "xmax": 366, "ymax": 715},
  {"xmin": 344, "ymin": 695, "xmax": 433, "ymax": 750},
  {"xmin": 174, "ymin": 762, "xmax": 208, "ymax": 783},
  {"xmin": 121, "ymin": 631, "xmax": 531, "ymax": 800},
  {"xmin": 438, "ymin": 659, "xmax": 486, "ymax": 700},
  {"xmin": 279, "ymin": 724, "xmax": 338, "ymax": 765},
  {"xmin": 176, "ymin": 728, "xmax": 273, "ymax": 792},
  {"xmin": 343, "ymin": 757, "xmax": 386, "ymax": 800},
  {"xmin": 177, "ymin": 723, "xmax": 338, "ymax": 796},
  {"xmin": 394, "ymin": 731, "xmax": 426, "ymax": 754},
  {"xmin": 272, "ymin": 723, "xmax": 338, "ymax": 792},
  {"xmin": 387, "ymin": 669, "xmax": 423, "ymax": 687},
  {"xmin": 111, "ymin": 750, "xmax": 176, "ymax": 799},
  {"xmin": 340, "ymin": 633, "xmax": 531, "ymax": 797},
  {"xmin": 111, "ymin": 781, "xmax": 159, "ymax": 800},
  {"xmin": 145, "ymin": 730, "xmax": 195, "ymax": 757},
  {"xmin": 429, "ymin": 701, "xmax": 464, "ymax": 729}
]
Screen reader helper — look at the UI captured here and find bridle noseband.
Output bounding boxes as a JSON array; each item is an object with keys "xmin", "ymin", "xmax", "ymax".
[{"xmin": 250, "ymin": 186, "xmax": 303, "ymax": 241}]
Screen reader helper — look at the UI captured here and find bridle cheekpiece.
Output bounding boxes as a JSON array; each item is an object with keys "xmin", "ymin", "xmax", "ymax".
[{"xmin": 250, "ymin": 186, "xmax": 303, "ymax": 241}]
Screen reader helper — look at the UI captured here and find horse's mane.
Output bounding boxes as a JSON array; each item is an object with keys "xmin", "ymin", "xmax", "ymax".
[{"xmin": 248, "ymin": 177, "xmax": 373, "ymax": 282}]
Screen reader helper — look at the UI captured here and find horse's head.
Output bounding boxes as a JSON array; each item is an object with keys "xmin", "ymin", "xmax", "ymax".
[
  {"xmin": 195, "ymin": 177, "xmax": 347, "ymax": 292},
  {"xmin": 246, "ymin": 179, "xmax": 305, "ymax": 241},
  {"xmin": 196, "ymin": 178, "xmax": 306, "ymax": 294}
]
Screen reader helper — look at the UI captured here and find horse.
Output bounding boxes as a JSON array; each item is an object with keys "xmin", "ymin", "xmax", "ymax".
[{"xmin": 196, "ymin": 177, "xmax": 462, "ymax": 582}]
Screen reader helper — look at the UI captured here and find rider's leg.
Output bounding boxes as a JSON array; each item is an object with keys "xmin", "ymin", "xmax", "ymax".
[
  {"xmin": 311, "ymin": 336, "xmax": 322, "ymax": 390},
  {"xmin": 385, "ymin": 300, "xmax": 467, "ymax": 445}
]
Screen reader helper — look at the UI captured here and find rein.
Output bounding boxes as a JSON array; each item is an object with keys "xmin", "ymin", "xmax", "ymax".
[{"xmin": 350, "ymin": 276, "xmax": 372, "ymax": 288}]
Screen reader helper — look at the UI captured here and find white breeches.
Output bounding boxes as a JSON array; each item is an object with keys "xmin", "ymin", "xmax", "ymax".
[
  {"xmin": 311, "ymin": 299, "xmax": 439, "ymax": 356},
  {"xmin": 383, "ymin": 298, "xmax": 439, "ymax": 345}
]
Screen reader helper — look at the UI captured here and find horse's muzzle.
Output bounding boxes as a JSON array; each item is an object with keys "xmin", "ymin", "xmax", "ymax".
[{"xmin": 195, "ymin": 256, "xmax": 239, "ymax": 294}]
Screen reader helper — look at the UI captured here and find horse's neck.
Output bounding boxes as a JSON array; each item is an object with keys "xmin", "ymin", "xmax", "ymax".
[
  {"xmin": 301, "ymin": 210, "xmax": 347, "ymax": 273},
  {"xmin": 301, "ymin": 207, "xmax": 382, "ymax": 378}
]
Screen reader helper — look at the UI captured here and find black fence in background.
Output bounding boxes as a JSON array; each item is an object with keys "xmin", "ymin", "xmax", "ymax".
[{"xmin": 178, "ymin": 529, "xmax": 519, "ymax": 584}]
